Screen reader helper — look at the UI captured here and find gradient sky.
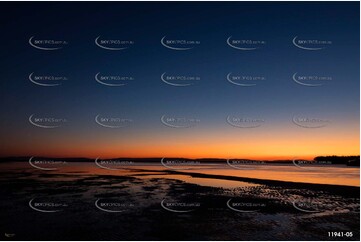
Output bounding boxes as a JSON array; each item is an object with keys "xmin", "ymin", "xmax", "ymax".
[{"xmin": 0, "ymin": 2, "xmax": 359, "ymax": 159}]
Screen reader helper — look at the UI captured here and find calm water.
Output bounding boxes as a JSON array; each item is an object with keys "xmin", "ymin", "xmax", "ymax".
[
  {"xmin": 0, "ymin": 161, "xmax": 359, "ymax": 240},
  {"xmin": 1, "ymin": 162, "xmax": 359, "ymax": 187}
]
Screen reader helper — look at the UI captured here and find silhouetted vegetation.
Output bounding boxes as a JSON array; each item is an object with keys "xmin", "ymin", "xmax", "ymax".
[
  {"xmin": 1, "ymin": 156, "xmax": 360, "ymax": 166},
  {"xmin": 314, "ymin": 156, "xmax": 360, "ymax": 166}
]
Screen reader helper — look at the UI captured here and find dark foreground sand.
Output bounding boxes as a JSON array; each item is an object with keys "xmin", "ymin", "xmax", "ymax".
[{"xmin": 0, "ymin": 164, "xmax": 359, "ymax": 240}]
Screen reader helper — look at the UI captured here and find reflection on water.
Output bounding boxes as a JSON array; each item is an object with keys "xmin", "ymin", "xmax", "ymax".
[
  {"xmin": 0, "ymin": 161, "xmax": 359, "ymax": 240},
  {"xmin": 180, "ymin": 164, "xmax": 360, "ymax": 187},
  {"xmin": 0, "ymin": 162, "xmax": 359, "ymax": 187}
]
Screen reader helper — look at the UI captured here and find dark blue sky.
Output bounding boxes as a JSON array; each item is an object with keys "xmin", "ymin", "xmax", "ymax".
[{"xmin": 0, "ymin": 2, "xmax": 359, "ymax": 158}]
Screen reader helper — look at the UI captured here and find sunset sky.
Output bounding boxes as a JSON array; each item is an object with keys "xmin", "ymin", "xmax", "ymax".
[{"xmin": 0, "ymin": 2, "xmax": 359, "ymax": 160}]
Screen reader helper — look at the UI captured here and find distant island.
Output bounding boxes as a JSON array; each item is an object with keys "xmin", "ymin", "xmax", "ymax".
[
  {"xmin": 314, "ymin": 155, "xmax": 360, "ymax": 166},
  {"xmin": 1, "ymin": 155, "xmax": 359, "ymax": 166}
]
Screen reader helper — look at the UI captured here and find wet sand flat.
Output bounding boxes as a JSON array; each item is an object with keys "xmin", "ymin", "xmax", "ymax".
[{"xmin": 0, "ymin": 162, "xmax": 359, "ymax": 240}]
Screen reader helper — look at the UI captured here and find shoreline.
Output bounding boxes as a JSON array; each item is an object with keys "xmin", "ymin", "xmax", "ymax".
[{"xmin": 126, "ymin": 168, "xmax": 360, "ymax": 194}]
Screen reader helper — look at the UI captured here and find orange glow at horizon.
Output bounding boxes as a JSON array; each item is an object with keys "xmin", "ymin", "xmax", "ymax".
[{"xmin": 1, "ymin": 124, "xmax": 359, "ymax": 160}]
